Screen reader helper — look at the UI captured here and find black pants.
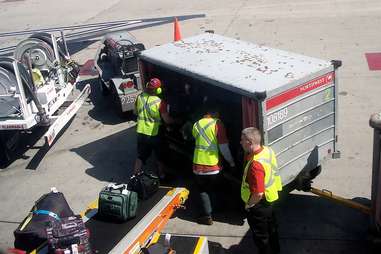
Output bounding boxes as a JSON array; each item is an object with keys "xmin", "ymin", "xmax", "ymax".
[
  {"xmin": 246, "ymin": 199, "xmax": 280, "ymax": 254},
  {"xmin": 137, "ymin": 133, "xmax": 162, "ymax": 164},
  {"xmin": 194, "ymin": 174, "xmax": 220, "ymax": 217}
]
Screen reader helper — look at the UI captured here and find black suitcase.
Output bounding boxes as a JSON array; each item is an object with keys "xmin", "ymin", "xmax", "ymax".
[
  {"xmin": 128, "ymin": 173, "xmax": 160, "ymax": 200},
  {"xmin": 46, "ymin": 215, "xmax": 92, "ymax": 254},
  {"xmin": 14, "ymin": 191, "xmax": 74, "ymax": 252},
  {"xmin": 98, "ymin": 183, "xmax": 138, "ymax": 221}
]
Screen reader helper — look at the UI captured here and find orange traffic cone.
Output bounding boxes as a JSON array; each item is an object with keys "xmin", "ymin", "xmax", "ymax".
[{"xmin": 174, "ymin": 17, "xmax": 182, "ymax": 41}]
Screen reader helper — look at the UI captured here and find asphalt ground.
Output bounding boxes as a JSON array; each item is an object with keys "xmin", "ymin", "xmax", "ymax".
[{"xmin": 1, "ymin": 0, "xmax": 381, "ymax": 253}]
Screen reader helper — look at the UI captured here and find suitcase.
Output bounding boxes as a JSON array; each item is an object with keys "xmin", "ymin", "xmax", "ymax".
[
  {"xmin": 128, "ymin": 173, "xmax": 160, "ymax": 200},
  {"xmin": 98, "ymin": 183, "xmax": 138, "ymax": 221},
  {"xmin": 14, "ymin": 191, "xmax": 74, "ymax": 252},
  {"xmin": 46, "ymin": 215, "xmax": 92, "ymax": 254}
]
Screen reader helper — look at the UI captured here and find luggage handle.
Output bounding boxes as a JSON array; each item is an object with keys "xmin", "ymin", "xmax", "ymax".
[
  {"xmin": 107, "ymin": 183, "xmax": 128, "ymax": 194},
  {"xmin": 33, "ymin": 210, "xmax": 61, "ymax": 221},
  {"xmin": 130, "ymin": 172, "xmax": 159, "ymax": 180}
]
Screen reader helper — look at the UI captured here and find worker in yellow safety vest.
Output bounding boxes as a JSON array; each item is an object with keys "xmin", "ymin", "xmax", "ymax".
[
  {"xmin": 192, "ymin": 102, "xmax": 235, "ymax": 225},
  {"xmin": 133, "ymin": 78, "xmax": 175, "ymax": 179},
  {"xmin": 240, "ymin": 127, "xmax": 282, "ymax": 254}
]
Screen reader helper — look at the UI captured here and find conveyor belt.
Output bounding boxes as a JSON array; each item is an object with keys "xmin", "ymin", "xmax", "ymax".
[{"xmin": 86, "ymin": 187, "xmax": 169, "ymax": 254}]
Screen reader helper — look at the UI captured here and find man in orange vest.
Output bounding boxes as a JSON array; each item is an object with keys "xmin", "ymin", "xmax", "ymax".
[
  {"xmin": 240, "ymin": 127, "xmax": 282, "ymax": 254},
  {"xmin": 192, "ymin": 103, "xmax": 235, "ymax": 225},
  {"xmin": 133, "ymin": 78, "xmax": 175, "ymax": 178}
]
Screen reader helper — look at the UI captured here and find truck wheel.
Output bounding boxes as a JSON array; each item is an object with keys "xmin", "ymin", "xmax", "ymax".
[
  {"xmin": 99, "ymin": 75, "xmax": 109, "ymax": 96},
  {"xmin": 109, "ymin": 81, "xmax": 126, "ymax": 118},
  {"xmin": 294, "ymin": 165, "xmax": 322, "ymax": 191},
  {"xmin": 0, "ymin": 130, "xmax": 19, "ymax": 168}
]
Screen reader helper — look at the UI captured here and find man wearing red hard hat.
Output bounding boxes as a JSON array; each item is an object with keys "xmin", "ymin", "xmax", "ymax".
[{"xmin": 134, "ymin": 77, "xmax": 175, "ymax": 178}]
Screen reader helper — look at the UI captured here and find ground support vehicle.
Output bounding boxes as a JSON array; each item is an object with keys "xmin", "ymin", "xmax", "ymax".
[
  {"xmin": 137, "ymin": 32, "xmax": 341, "ymax": 186},
  {"xmin": 94, "ymin": 32, "xmax": 145, "ymax": 114},
  {"xmin": 0, "ymin": 33, "xmax": 90, "ymax": 167}
]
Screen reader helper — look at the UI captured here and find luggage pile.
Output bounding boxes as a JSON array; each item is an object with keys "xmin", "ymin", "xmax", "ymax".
[
  {"xmin": 13, "ymin": 189, "xmax": 91, "ymax": 254},
  {"xmin": 12, "ymin": 173, "xmax": 160, "ymax": 253}
]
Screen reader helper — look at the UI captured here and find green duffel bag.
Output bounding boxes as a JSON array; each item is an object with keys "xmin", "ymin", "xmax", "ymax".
[{"xmin": 98, "ymin": 183, "xmax": 138, "ymax": 221}]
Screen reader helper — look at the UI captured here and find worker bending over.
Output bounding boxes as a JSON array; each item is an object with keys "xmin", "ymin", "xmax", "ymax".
[
  {"xmin": 133, "ymin": 78, "xmax": 175, "ymax": 179},
  {"xmin": 192, "ymin": 103, "xmax": 235, "ymax": 225}
]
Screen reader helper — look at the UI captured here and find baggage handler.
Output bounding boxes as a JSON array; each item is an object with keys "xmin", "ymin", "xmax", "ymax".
[
  {"xmin": 133, "ymin": 77, "xmax": 175, "ymax": 179},
  {"xmin": 240, "ymin": 127, "xmax": 282, "ymax": 254},
  {"xmin": 192, "ymin": 103, "xmax": 235, "ymax": 225}
]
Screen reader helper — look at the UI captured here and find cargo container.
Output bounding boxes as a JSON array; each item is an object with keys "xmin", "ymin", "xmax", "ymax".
[{"xmin": 137, "ymin": 33, "xmax": 341, "ymax": 186}]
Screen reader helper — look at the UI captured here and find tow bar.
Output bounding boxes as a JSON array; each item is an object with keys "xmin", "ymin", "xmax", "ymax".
[{"xmin": 309, "ymin": 187, "xmax": 371, "ymax": 215}]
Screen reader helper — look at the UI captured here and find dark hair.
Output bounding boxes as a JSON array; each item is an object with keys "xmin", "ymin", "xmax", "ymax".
[{"xmin": 203, "ymin": 99, "xmax": 219, "ymax": 115}]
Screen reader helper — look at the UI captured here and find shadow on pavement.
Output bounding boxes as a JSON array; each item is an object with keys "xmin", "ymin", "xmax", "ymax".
[
  {"xmin": 71, "ymin": 126, "xmax": 137, "ymax": 183},
  {"xmin": 69, "ymin": 124, "xmax": 376, "ymax": 254},
  {"xmin": 221, "ymin": 192, "xmax": 373, "ymax": 254}
]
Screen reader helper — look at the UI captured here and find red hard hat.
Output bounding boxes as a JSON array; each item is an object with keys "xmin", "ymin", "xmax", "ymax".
[{"xmin": 147, "ymin": 78, "xmax": 161, "ymax": 89}]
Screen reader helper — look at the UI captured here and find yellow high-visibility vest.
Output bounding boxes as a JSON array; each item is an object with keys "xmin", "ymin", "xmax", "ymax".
[
  {"xmin": 192, "ymin": 118, "xmax": 219, "ymax": 166},
  {"xmin": 241, "ymin": 146, "xmax": 282, "ymax": 203},
  {"xmin": 136, "ymin": 93, "xmax": 161, "ymax": 136}
]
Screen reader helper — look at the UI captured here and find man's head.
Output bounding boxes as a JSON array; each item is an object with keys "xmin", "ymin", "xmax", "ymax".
[
  {"xmin": 146, "ymin": 78, "xmax": 162, "ymax": 95},
  {"xmin": 240, "ymin": 127, "xmax": 261, "ymax": 153},
  {"xmin": 203, "ymin": 99, "xmax": 220, "ymax": 118}
]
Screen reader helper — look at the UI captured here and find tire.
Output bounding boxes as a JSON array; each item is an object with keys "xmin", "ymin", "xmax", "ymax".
[
  {"xmin": 109, "ymin": 81, "xmax": 125, "ymax": 117},
  {"xmin": 0, "ymin": 130, "xmax": 19, "ymax": 168}
]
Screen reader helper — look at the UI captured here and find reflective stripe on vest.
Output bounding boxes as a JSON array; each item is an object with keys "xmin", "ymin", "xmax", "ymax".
[
  {"xmin": 192, "ymin": 118, "xmax": 219, "ymax": 166},
  {"xmin": 241, "ymin": 146, "xmax": 282, "ymax": 203},
  {"xmin": 256, "ymin": 147, "xmax": 282, "ymax": 192},
  {"xmin": 136, "ymin": 93, "xmax": 161, "ymax": 136}
]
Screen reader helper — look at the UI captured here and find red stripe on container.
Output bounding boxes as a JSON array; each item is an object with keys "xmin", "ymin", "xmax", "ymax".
[
  {"xmin": 266, "ymin": 72, "xmax": 334, "ymax": 110},
  {"xmin": 365, "ymin": 53, "xmax": 381, "ymax": 71}
]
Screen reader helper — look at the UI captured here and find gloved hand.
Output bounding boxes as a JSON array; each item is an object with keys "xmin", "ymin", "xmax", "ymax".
[
  {"xmin": 134, "ymin": 168, "xmax": 143, "ymax": 175},
  {"xmin": 245, "ymin": 202, "xmax": 256, "ymax": 211}
]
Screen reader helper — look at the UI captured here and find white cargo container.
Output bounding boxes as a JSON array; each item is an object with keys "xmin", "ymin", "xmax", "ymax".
[{"xmin": 138, "ymin": 33, "xmax": 341, "ymax": 186}]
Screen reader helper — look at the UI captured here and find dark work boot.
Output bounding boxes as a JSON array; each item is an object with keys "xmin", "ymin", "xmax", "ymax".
[{"xmin": 197, "ymin": 215, "xmax": 213, "ymax": 225}]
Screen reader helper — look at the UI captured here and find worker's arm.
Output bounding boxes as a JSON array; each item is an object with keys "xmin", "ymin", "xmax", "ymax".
[
  {"xmin": 160, "ymin": 101, "xmax": 180, "ymax": 125},
  {"xmin": 216, "ymin": 121, "xmax": 235, "ymax": 167},
  {"xmin": 161, "ymin": 111, "xmax": 176, "ymax": 124},
  {"xmin": 245, "ymin": 160, "xmax": 265, "ymax": 209},
  {"xmin": 133, "ymin": 94, "xmax": 140, "ymax": 115},
  {"xmin": 246, "ymin": 192, "xmax": 264, "ymax": 209},
  {"xmin": 219, "ymin": 144, "xmax": 235, "ymax": 167}
]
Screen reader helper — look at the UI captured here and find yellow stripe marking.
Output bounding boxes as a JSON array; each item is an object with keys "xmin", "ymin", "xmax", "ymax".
[
  {"xmin": 80, "ymin": 198, "xmax": 98, "ymax": 218},
  {"xmin": 193, "ymin": 236, "xmax": 206, "ymax": 254}
]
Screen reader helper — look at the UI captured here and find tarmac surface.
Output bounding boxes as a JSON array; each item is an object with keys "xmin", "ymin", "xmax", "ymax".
[{"xmin": 1, "ymin": 0, "xmax": 381, "ymax": 253}]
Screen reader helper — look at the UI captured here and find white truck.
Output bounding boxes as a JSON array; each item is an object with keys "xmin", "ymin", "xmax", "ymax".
[{"xmin": 0, "ymin": 32, "xmax": 90, "ymax": 167}]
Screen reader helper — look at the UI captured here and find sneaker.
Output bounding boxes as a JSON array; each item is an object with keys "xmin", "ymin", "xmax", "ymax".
[{"xmin": 197, "ymin": 215, "xmax": 213, "ymax": 225}]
